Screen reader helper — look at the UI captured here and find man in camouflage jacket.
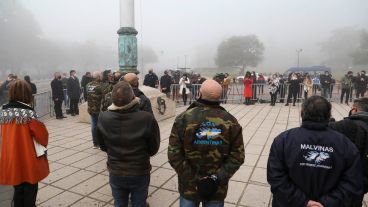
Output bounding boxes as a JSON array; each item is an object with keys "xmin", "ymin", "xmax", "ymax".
[
  {"xmin": 87, "ymin": 71, "xmax": 106, "ymax": 148},
  {"xmin": 168, "ymin": 79, "xmax": 245, "ymax": 206}
]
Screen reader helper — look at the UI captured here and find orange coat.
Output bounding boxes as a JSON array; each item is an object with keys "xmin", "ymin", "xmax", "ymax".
[
  {"xmin": 0, "ymin": 119, "xmax": 49, "ymax": 185},
  {"xmin": 243, "ymin": 78, "xmax": 253, "ymax": 98}
]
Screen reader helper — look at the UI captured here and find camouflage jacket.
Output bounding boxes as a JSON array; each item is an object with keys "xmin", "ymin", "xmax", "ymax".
[
  {"xmin": 101, "ymin": 83, "xmax": 114, "ymax": 112},
  {"xmin": 168, "ymin": 100, "xmax": 245, "ymax": 201},
  {"xmin": 86, "ymin": 80, "xmax": 106, "ymax": 114}
]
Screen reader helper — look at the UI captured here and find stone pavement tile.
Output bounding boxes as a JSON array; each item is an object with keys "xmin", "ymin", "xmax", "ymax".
[
  {"xmin": 69, "ymin": 174, "xmax": 108, "ymax": 196},
  {"xmin": 47, "ymin": 149, "xmax": 78, "ymax": 162},
  {"xmin": 89, "ymin": 184, "xmax": 113, "ymax": 202},
  {"xmin": 85, "ymin": 160, "xmax": 108, "ymax": 173},
  {"xmin": 250, "ymin": 168, "xmax": 268, "ymax": 184},
  {"xmin": 57, "ymin": 152, "xmax": 92, "ymax": 165},
  {"xmin": 70, "ymin": 197, "xmax": 106, "ymax": 207},
  {"xmin": 162, "ymin": 175, "xmax": 178, "ymax": 191},
  {"xmin": 150, "ymin": 152, "xmax": 169, "ymax": 167},
  {"xmin": 244, "ymin": 144, "xmax": 264, "ymax": 155},
  {"xmin": 47, "ymin": 146, "xmax": 65, "ymax": 155},
  {"xmin": 225, "ymin": 181, "xmax": 246, "ymax": 204},
  {"xmin": 83, "ymin": 147, "xmax": 103, "ymax": 155},
  {"xmin": 104, "ymin": 204, "xmax": 114, "ymax": 207},
  {"xmin": 261, "ymin": 145, "xmax": 271, "ymax": 156},
  {"xmin": 40, "ymin": 191, "xmax": 83, "ymax": 207},
  {"xmin": 147, "ymin": 189, "xmax": 179, "ymax": 207},
  {"xmin": 43, "ymin": 166, "xmax": 80, "ymax": 184},
  {"xmin": 36, "ymin": 185, "xmax": 63, "ymax": 205},
  {"xmin": 52, "ymin": 170, "xmax": 96, "ymax": 190},
  {"xmin": 170, "ymin": 199, "xmax": 180, "ymax": 207},
  {"xmin": 162, "ymin": 162, "xmax": 172, "ymax": 169},
  {"xmin": 240, "ymin": 184, "xmax": 271, "ymax": 207},
  {"xmin": 225, "ymin": 203, "xmax": 236, "ymax": 207},
  {"xmin": 248, "ymin": 136, "xmax": 268, "ymax": 146},
  {"xmin": 48, "ymin": 162, "xmax": 66, "ymax": 171},
  {"xmin": 256, "ymin": 155, "xmax": 268, "ymax": 169},
  {"xmin": 62, "ymin": 139, "xmax": 90, "ymax": 149},
  {"xmin": 243, "ymin": 153, "xmax": 259, "ymax": 167},
  {"xmin": 231, "ymin": 166, "xmax": 252, "ymax": 183},
  {"xmin": 71, "ymin": 155, "xmax": 106, "ymax": 169},
  {"xmin": 72, "ymin": 142, "xmax": 94, "ymax": 151},
  {"xmin": 148, "ymin": 186, "xmax": 158, "ymax": 196},
  {"xmin": 150, "ymin": 168, "xmax": 176, "ymax": 187}
]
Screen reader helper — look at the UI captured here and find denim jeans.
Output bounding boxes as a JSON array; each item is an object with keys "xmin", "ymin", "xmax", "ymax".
[
  {"xmin": 90, "ymin": 113, "xmax": 99, "ymax": 146},
  {"xmin": 321, "ymin": 87, "xmax": 329, "ymax": 99},
  {"xmin": 109, "ymin": 174, "xmax": 150, "ymax": 207},
  {"xmin": 179, "ymin": 197, "xmax": 224, "ymax": 207}
]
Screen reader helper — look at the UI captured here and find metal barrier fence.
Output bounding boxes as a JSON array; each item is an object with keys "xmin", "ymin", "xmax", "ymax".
[
  {"xmin": 33, "ymin": 91, "xmax": 53, "ymax": 118},
  {"xmin": 170, "ymin": 83, "xmax": 357, "ymax": 106}
]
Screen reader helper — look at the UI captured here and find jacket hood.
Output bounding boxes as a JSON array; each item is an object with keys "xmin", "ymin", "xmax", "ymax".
[{"xmin": 107, "ymin": 97, "xmax": 140, "ymax": 112}]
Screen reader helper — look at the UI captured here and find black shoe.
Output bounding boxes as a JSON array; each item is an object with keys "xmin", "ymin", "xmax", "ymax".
[
  {"xmin": 285, "ymin": 103, "xmax": 289, "ymax": 106},
  {"xmin": 56, "ymin": 116, "xmax": 62, "ymax": 119},
  {"xmin": 62, "ymin": 116, "xmax": 67, "ymax": 118},
  {"xmin": 71, "ymin": 113, "xmax": 76, "ymax": 116},
  {"xmin": 293, "ymin": 103, "xmax": 296, "ymax": 106}
]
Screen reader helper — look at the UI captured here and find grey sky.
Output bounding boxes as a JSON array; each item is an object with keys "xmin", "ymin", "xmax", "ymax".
[{"xmin": 20, "ymin": 0, "xmax": 368, "ymax": 72}]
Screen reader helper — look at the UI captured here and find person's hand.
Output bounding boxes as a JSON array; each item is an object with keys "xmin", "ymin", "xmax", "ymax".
[{"xmin": 306, "ymin": 200, "xmax": 324, "ymax": 207}]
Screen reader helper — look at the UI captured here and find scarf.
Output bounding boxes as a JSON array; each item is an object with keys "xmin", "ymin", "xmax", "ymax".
[{"xmin": 107, "ymin": 97, "xmax": 140, "ymax": 111}]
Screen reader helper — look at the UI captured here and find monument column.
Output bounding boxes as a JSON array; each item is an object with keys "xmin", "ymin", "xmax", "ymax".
[{"xmin": 118, "ymin": 0, "xmax": 138, "ymax": 74}]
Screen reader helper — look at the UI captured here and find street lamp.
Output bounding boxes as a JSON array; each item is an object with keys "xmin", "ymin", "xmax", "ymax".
[{"xmin": 296, "ymin": 49, "xmax": 303, "ymax": 67}]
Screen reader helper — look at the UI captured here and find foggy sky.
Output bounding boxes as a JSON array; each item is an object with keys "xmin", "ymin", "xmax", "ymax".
[{"xmin": 19, "ymin": 0, "xmax": 368, "ymax": 72}]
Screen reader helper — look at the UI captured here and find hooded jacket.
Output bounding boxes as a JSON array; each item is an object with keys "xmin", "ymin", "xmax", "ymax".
[
  {"xmin": 267, "ymin": 121, "xmax": 363, "ymax": 207},
  {"xmin": 96, "ymin": 99, "xmax": 160, "ymax": 176}
]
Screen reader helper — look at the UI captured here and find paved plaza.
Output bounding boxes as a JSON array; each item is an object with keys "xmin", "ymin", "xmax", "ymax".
[{"xmin": 1, "ymin": 102, "xmax": 367, "ymax": 207}]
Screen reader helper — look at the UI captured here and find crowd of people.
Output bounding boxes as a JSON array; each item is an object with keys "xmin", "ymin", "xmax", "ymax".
[{"xmin": 1, "ymin": 68, "xmax": 368, "ymax": 207}]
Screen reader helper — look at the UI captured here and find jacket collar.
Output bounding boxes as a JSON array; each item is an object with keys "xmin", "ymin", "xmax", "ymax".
[
  {"xmin": 2, "ymin": 101, "xmax": 34, "ymax": 110},
  {"xmin": 301, "ymin": 121, "xmax": 328, "ymax": 130},
  {"xmin": 348, "ymin": 111, "xmax": 368, "ymax": 121},
  {"xmin": 186, "ymin": 99, "xmax": 224, "ymax": 111},
  {"xmin": 107, "ymin": 97, "xmax": 140, "ymax": 113},
  {"xmin": 0, "ymin": 101, "xmax": 37, "ymax": 124}
]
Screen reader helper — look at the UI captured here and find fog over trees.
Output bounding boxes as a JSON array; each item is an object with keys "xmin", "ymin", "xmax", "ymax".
[{"xmin": 0, "ymin": 0, "xmax": 367, "ymax": 79}]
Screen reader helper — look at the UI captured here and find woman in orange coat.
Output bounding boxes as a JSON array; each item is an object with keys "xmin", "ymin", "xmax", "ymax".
[
  {"xmin": 243, "ymin": 71, "xmax": 253, "ymax": 105},
  {"xmin": 0, "ymin": 80, "xmax": 49, "ymax": 207}
]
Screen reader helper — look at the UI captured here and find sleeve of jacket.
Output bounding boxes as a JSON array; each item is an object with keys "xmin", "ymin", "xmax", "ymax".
[
  {"xmin": 267, "ymin": 135, "xmax": 309, "ymax": 207},
  {"xmin": 29, "ymin": 120, "xmax": 49, "ymax": 146},
  {"xmin": 319, "ymin": 142, "xmax": 363, "ymax": 206},
  {"xmin": 216, "ymin": 122, "xmax": 245, "ymax": 183},
  {"xmin": 50, "ymin": 82, "xmax": 56, "ymax": 100},
  {"xmin": 142, "ymin": 97, "xmax": 153, "ymax": 114},
  {"xmin": 96, "ymin": 113, "xmax": 107, "ymax": 152},
  {"xmin": 168, "ymin": 117, "xmax": 198, "ymax": 180},
  {"xmin": 147, "ymin": 116, "xmax": 160, "ymax": 156}
]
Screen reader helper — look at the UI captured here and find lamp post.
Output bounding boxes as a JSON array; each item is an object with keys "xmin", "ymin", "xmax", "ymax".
[
  {"xmin": 118, "ymin": 0, "xmax": 138, "ymax": 74},
  {"xmin": 296, "ymin": 49, "xmax": 303, "ymax": 67}
]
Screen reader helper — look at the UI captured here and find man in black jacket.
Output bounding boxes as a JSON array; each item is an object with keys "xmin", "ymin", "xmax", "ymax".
[
  {"xmin": 329, "ymin": 97, "xmax": 368, "ymax": 206},
  {"xmin": 356, "ymin": 70, "xmax": 368, "ymax": 98},
  {"xmin": 160, "ymin": 70, "xmax": 173, "ymax": 98},
  {"xmin": 124, "ymin": 73, "xmax": 153, "ymax": 114},
  {"xmin": 320, "ymin": 71, "xmax": 332, "ymax": 99},
  {"xmin": 267, "ymin": 96, "xmax": 363, "ymax": 207},
  {"xmin": 143, "ymin": 69, "xmax": 158, "ymax": 88},
  {"xmin": 67, "ymin": 70, "xmax": 81, "ymax": 116},
  {"xmin": 97, "ymin": 81, "xmax": 160, "ymax": 207},
  {"xmin": 51, "ymin": 72, "xmax": 66, "ymax": 119}
]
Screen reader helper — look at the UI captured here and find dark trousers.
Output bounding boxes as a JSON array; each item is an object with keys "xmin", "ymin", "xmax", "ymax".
[
  {"xmin": 69, "ymin": 98, "xmax": 79, "ymax": 115},
  {"xmin": 252, "ymin": 85, "xmax": 257, "ymax": 99},
  {"xmin": 286, "ymin": 90, "xmax": 298, "ymax": 105},
  {"xmin": 109, "ymin": 174, "xmax": 150, "ymax": 207},
  {"xmin": 341, "ymin": 88, "xmax": 350, "ymax": 104},
  {"xmin": 54, "ymin": 100, "xmax": 63, "ymax": 118},
  {"xmin": 91, "ymin": 113, "xmax": 99, "ymax": 146},
  {"xmin": 182, "ymin": 88, "xmax": 188, "ymax": 105},
  {"xmin": 304, "ymin": 91, "xmax": 308, "ymax": 100},
  {"xmin": 13, "ymin": 182, "xmax": 38, "ymax": 207},
  {"xmin": 356, "ymin": 88, "xmax": 366, "ymax": 98},
  {"xmin": 270, "ymin": 92, "xmax": 277, "ymax": 105}
]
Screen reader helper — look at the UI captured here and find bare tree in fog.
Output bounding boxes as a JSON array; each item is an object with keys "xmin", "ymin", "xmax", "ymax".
[
  {"xmin": 351, "ymin": 30, "xmax": 368, "ymax": 66},
  {"xmin": 320, "ymin": 27, "xmax": 363, "ymax": 71},
  {"xmin": 215, "ymin": 35, "xmax": 264, "ymax": 75}
]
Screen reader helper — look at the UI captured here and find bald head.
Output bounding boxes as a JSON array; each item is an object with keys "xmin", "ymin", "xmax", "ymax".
[
  {"xmin": 124, "ymin": 73, "xmax": 139, "ymax": 87},
  {"xmin": 200, "ymin": 80, "xmax": 222, "ymax": 102}
]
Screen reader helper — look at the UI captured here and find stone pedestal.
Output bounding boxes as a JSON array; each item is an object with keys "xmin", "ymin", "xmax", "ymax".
[{"xmin": 79, "ymin": 87, "xmax": 176, "ymax": 124}]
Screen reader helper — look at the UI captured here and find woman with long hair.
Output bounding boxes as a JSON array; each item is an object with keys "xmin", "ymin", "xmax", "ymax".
[
  {"xmin": 268, "ymin": 74, "xmax": 279, "ymax": 106},
  {"xmin": 0, "ymin": 80, "xmax": 49, "ymax": 207},
  {"xmin": 303, "ymin": 74, "xmax": 313, "ymax": 100},
  {"xmin": 243, "ymin": 71, "xmax": 253, "ymax": 105}
]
